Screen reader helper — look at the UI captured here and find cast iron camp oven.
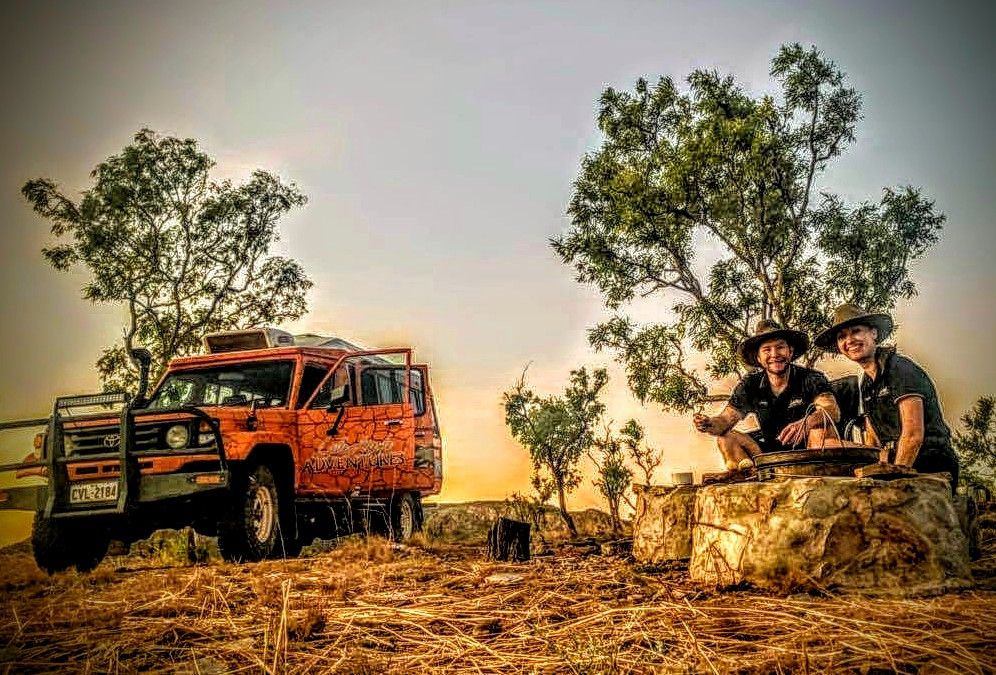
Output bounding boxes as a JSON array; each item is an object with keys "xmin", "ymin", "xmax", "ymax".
[{"xmin": 754, "ymin": 446, "xmax": 881, "ymax": 481}]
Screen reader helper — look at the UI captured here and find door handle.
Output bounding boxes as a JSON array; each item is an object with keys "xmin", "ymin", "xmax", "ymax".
[{"xmin": 384, "ymin": 419, "xmax": 402, "ymax": 427}]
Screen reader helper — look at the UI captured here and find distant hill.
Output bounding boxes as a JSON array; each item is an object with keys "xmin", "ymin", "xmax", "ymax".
[
  {"xmin": 424, "ymin": 501, "xmax": 622, "ymax": 544},
  {"xmin": 0, "ymin": 501, "xmax": 623, "ymax": 564}
]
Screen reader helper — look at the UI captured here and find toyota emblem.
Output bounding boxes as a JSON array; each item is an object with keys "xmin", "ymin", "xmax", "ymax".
[{"xmin": 103, "ymin": 434, "xmax": 120, "ymax": 448}]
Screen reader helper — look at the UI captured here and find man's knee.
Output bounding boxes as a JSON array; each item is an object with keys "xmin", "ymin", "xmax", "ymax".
[{"xmin": 718, "ymin": 430, "xmax": 761, "ymax": 456}]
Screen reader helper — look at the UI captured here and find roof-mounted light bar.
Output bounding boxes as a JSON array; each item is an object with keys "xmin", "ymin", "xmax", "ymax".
[{"xmin": 56, "ymin": 392, "xmax": 129, "ymax": 408}]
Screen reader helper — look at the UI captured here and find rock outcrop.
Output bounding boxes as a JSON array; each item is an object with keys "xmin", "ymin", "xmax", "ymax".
[
  {"xmin": 632, "ymin": 484, "xmax": 698, "ymax": 563},
  {"xmin": 688, "ymin": 475, "xmax": 972, "ymax": 595}
]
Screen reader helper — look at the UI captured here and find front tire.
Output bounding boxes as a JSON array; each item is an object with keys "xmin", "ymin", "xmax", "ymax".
[
  {"xmin": 270, "ymin": 471, "xmax": 301, "ymax": 559},
  {"xmin": 218, "ymin": 464, "xmax": 281, "ymax": 562},
  {"xmin": 272, "ymin": 528, "xmax": 303, "ymax": 558},
  {"xmin": 32, "ymin": 512, "xmax": 109, "ymax": 574}
]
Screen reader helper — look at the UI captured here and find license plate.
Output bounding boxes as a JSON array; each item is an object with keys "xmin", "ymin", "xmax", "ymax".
[{"xmin": 69, "ymin": 481, "xmax": 118, "ymax": 504}]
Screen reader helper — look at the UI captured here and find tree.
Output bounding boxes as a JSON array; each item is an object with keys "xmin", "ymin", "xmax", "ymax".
[
  {"xmin": 504, "ymin": 473, "xmax": 555, "ymax": 545},
  {"xmin": 503, "ymin": 367, "xmax": 608, "ymax": 537},
  {"xmin": 589, "ymin": 425, "xmax": 633, "ymax": 535},
  {"xmin": 953, "ymin": 395, "xmax": 996, "ymax": 491},
  {"xmin": 23, "ymin": 129, "xmax": 311, "ymax": 392},
  {"xmin": 618, "ymin": 419, "xmax": 662, "ymax": 486},
  {"xmin": 553, "ymin": 44, "xmax": 943, "ymax": 412}
]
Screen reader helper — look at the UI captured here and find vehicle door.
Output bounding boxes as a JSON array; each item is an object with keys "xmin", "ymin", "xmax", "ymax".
[
  {"xmin": 411, "ymin": 364, "xmax": 442, "ymax": 493},
  {"xmin": 296, "ymin": 351, "xmax": 415, "ymax": 496}
]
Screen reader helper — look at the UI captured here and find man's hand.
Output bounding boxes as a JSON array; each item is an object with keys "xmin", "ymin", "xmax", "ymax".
[
  {"xmin": 693, "ymin": 404, "xmax": 742, "ymax": 437},
  {"xmin": 777, "ymin": 419, "xmax": 807, "ymax": 447}
]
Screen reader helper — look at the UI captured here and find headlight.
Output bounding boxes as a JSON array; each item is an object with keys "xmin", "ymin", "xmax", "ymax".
[{"xmin": 165, "ymin": 424, "xmax": 189, "ymax": 449}]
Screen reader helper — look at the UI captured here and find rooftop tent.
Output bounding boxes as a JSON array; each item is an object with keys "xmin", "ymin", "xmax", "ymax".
[
  {"xmin": 203, "ymin": 328, "xmax": 295, "ymax": 353},
  {"xmin": 293, "ymin": 334, "xmax": 367, "ymax": 352}
]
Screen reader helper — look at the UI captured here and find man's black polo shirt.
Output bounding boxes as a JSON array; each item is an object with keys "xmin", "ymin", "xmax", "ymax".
[
  {"xmin": 728, "ymin": 364, "xmax": 832, "ymax": 452},
  {"xmin": 860, "ymin": 347, "xmax": 956, "ymax": 469}
]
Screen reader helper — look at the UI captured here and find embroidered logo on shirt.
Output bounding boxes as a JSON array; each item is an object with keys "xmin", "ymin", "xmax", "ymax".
[
  {"xmin": 788, "ymin": 398, "xmax": 804, "ymax": 408},
  {"xmin": 877, "ymin": 387, "xmax": 890, "ymax": 398}
]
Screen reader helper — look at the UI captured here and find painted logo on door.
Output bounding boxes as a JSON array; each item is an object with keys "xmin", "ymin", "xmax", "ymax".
[{"xmin": 301, "ymin": 439, "xmax": 404, "ymax": 477}]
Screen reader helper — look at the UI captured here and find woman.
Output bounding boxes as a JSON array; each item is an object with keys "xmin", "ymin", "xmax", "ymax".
[{"xmin": 815, "ymin": 304, "xmax": 959, "ymax": 489}]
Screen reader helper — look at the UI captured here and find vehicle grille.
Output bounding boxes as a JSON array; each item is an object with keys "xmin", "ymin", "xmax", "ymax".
[{"xmin": 63, "ymin": 424, "xmax": 161, "ymax": 455}]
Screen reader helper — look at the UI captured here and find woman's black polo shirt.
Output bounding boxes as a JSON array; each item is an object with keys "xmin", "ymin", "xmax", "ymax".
[
  {"xmin": 728, "ymin": 364, "xmax": 832, "ymax": 452},
  {"xmin": 860, "ymin": 347, "xmax": 955, "ymax": 462}
]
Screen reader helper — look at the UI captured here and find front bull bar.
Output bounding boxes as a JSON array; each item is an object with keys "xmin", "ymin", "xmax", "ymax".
[{"xmin": 0, "ymin": 394, "xmax": 228, "ymax": 518}]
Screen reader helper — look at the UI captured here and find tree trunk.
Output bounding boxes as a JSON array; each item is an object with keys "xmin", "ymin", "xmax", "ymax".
[
  {"xmin": 556, "ymin": 484, "xmax": 578, "ymax": 538},
  {"xmin": 609, "ymin": 503, "xmax": 621, "ymax": 535},
  {"xmin": 486, "ymin": 517, "xmax": 530, "ymax": 561}
]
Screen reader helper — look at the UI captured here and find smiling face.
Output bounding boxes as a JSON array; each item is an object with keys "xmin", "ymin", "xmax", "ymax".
[
  {"xmin": 836, "ymin": 323, "xmax": 878, "ymax": 363},
  {"xmin": 757, "ymin": 338, "xmax": 793, "ymax": 375}
]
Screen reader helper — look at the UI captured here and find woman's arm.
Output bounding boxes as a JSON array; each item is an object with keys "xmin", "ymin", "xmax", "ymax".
[{"xmin": 893, "ymin": 395, "xmax": 925, "ymax": 467}]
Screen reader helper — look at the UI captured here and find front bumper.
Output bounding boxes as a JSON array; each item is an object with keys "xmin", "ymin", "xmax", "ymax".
[{"xmin": 0, "ymin": 469, "xmax": 230, "ymax": 516}]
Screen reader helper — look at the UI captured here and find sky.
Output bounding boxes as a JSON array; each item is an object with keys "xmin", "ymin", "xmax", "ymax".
[{"xmin": 0, "ymin": 0, "xmax": 994, "ymax": 543}]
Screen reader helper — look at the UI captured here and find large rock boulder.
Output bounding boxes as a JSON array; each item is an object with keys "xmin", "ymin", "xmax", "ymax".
[
  {"xmin": 632, "ymin": 484, "xmax": 698, "ymax": 563},
  {"xmin": 689, "ymin": 475, "xmax": 972, "ymax": 595}
]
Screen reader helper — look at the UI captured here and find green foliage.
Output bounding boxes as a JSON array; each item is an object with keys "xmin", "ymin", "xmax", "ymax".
[
  {"xmin": 503, "ymin": 367, "xmax": 608, "ymax": 537},
  {"xmin": 23, "ymin": 129, "xmax": 312, "ymax": 392},
  {"xmin": 590, "ymin": 426, "xmax": 633, "ymax": 535},
  {"xmin": 619, "ymin": 419, "xmax": 663, "ymax": 486},
  {"xmin": 554, "ymin": 44, "xmax": 943, "ymax": 412},
  {"xmin": 504, "ymin": 483, "xmax": 552, "ymax": 544},
  {"xmin": 953, "ymin": 396, "xmax": 996, "ymax": 491}
]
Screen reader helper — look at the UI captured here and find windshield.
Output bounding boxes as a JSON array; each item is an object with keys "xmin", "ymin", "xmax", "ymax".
[{"xmin": 146, "ymin": 360, "xmax": 295, "ymax": 410}]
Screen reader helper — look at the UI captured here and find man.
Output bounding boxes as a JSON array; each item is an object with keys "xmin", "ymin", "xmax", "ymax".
[
  {"xmin": 693, "ymin": 319, "xmax": 840, "ymax": 477},
  {"xmin": 814, "ymin": 303, "xmax": 959, "ymax": 488}
]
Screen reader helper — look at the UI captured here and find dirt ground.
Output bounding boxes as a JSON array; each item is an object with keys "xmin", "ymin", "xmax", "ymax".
[{"xmin": 1, "ymin": 527, "xmax": 995, "ymax": 674}]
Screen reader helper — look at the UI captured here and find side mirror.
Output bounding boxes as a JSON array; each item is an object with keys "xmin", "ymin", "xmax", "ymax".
[
  {"xmin": 326, "ymin": 384, "xmax": 350, "ymax": 438},
  {"xmin": 328, "ymin": 384, "xmax": 350, "ymax": 410},
  {"xmin": 246, "ymin": 399, "xmax": 259, "ymax": 431}
]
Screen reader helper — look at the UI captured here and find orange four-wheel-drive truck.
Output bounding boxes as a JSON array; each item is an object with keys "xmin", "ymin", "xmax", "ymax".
[{"xmin": 0, "ymin": 328, "xmax": 443, "ymax": 573}]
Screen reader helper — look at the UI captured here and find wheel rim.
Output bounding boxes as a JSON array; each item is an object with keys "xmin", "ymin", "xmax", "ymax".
[
  {"xmin": 249, "ymin": 481, "xmax": 275, "ymax": 543},
  {"xmin": 399, "ymin": 499, "xmax": 414, "ymax": 539}
]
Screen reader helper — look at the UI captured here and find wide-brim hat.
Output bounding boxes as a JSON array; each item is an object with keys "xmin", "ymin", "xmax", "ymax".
[
  {"xmin": 814, "ymin": 303, "xmax": 894, "ymax": 352},
  {"xmin": 738, "ymin": 319, "xmax": 809, "ymax": 368}
]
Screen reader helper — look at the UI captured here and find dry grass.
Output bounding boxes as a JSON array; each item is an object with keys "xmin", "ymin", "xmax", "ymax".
[{"xmin": 1, "ymin": 532, "xmax": 994, "ymax": 674}]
